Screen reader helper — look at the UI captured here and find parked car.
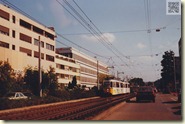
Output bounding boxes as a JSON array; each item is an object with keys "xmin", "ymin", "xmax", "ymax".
[
  {"xmin": 136, "ymin": 86, "xmax": 156, "ymax": 103},
  {"xmin": 23, "ymin": 92, "xmax": 34, "ymax": 99},
  {"xmin": 4, "ymin": 92, "xmax": 28, "ymax": 100}
]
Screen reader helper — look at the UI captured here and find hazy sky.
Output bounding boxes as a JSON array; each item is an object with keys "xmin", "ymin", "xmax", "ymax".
[{"xmin": 2, "ymin": 0, "xmax": 181, "ymax": 82}]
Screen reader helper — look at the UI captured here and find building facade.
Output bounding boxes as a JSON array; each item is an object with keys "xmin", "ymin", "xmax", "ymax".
[
  {"xmin": 55, "ymin": 54, "xmax": 80, "ymax": 87},
  {"xmin": 0, "ymin": 4, "xmax": 56, "ymax": 73},
  {"xmin": 56, "ymin": 47, "xmax": 109, "ymax": 88},
  {"xmin": 0, "ymin": 4, "xmax": 109, "ymax": 88}
]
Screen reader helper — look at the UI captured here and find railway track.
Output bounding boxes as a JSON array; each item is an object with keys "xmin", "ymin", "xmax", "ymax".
[{"xmin": 0, "ymin": 93, "xmax": 135, "ymax": 120}]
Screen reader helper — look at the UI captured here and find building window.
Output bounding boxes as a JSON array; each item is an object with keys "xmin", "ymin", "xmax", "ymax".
[
  {"xmin": 46, "ymin": 43, "xmax": 54, "ymax": 51},
  {"xmin": 0, "ymin": 41, "xmax": 9, "ymax": 49},
  {"xmin": 56, "ymin": 64, "xmax": 64, "ymax": 69},
  {"xmin": 20, "ymin": 33, "xmax": 32, "ymax": 44},
  {"xmin": 12, "ymin": 15, "xmax": 15, "ymax": 23},
  {"xmin": 34, "ymin": 51, "xmax": 44, "ymax": 59},
  {"xmin": 12, "ymin": 30, "xmax": 15, "ymax": 38},
  {"xmin": 0, "ymin": 25, "xmax": 9, "ymax": 36},
  {"xmin": 34, "ymin": 38, "xmax": 39, "ymax": 46},
  {"xmin": 12, "ymin": 45, "xmax": 15, "ymax": 50},
  {"xmin": 46, "ymin": 54, "xmax": 54, "ymax": 62},
  {"xmin": 0, "ymin": 9, "xmax": 9, "ymax": 21},
  {"xmin": 33, "ymin": 25, "xmax": 44, "ymax": 35},
  {"xmin": 41, "ymin": 41, "xmax": 44, "ymax": 48},
  {"xmin": 20, "ymin": 19, "xmax": 31, "ymax": 30},
  {"xmin": 45, "ymin": 31, "xmax": 55, "ymax": 40},
  {"xmin": 34, "ymin": 39, "xmax": 44, "ymax": 48},
  {"xmin": 19, "ymin": 47, "xmax": 32, "ymax": 56}
]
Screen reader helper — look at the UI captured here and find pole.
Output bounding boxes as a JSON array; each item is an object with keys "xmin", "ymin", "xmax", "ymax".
[
  {"xmin": 97, "ymin": 60, "xmax": 99, "ymax": 90},
  {"xmin": 173, "ymin": 55, "xmax": 177, "ymax": 92},
  {"xmin": 38, "ymin": 36, "xmax": 42, "ymax": 97}
]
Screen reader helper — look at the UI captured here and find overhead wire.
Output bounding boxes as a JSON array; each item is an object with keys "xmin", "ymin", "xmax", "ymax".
[
  {"xmin": 0, "ymin": 0, "xmax": 109, "ymax": 61},
  {"xmin": 57, "ymin": 0, "xmax": 131, "ymax": 69},
  {"xmin": 71, "ymin": 0, "xmax": 139, "ymax": 76}
]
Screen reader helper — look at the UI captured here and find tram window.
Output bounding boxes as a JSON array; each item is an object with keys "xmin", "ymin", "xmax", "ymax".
[
  {"xmin": 116, "ymin": 82, "xmax": 119, "ymax": 87},
  {"xmin": 113, "ymin": 82, "xmax": 116, "ymax": 87},
  {"xmin": 121, "ymin": 83, "xmax": 123, "ymax": 88},
  {"xmin": 123, "ymin": 84, "xmax": 126, "ymax": 88},
  {"xmin": 110, "ymin": 82, "xmax": 113, "ymax": 87}
]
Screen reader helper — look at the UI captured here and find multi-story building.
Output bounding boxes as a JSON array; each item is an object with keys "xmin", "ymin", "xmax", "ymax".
[
  {"xmin": 0, "ymin": 4, "xmax": 109, "ymax": 88},
  {"xmin": 55, "ymin": 54, "xmax": 80, "ymax": 87},
  {"xmin": 56, "ymin": 47, "xmax": 109, "ymax": 88},
  {"xmin": 0, "ymin": 4, "xmax": 56, "ymax": 73}
]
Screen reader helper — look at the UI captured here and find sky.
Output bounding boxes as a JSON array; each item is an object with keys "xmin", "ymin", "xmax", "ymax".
[{"xmin": 1, "ymin": 0, "xmax": 181, "ymax": 82}]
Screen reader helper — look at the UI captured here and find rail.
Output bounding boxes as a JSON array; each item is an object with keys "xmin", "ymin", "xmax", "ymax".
[{"xmin": 0, "ymin": 93, "xmax": 135, "ymax": 120}]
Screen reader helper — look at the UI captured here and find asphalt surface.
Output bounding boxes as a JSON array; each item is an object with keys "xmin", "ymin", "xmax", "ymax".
[{"xmin": 91, "ymin": 93, "xmax": 182, "ymax": 121}]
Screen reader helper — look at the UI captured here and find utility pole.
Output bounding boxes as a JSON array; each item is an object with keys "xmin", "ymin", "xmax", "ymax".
[
  {"xmin": 97, "ymin": 59, "xmax": 99, "ymax": 90},
  {"xmin": 173, "ymin": 55, "xmax": 177, "ymax": 92},
  {"xmin": 38, "ymin": 36, "xmax": 42, "ymax": 97},
  {"xmin": 94, "ymin": 56, "xmax": 99, "ymax": 90}
]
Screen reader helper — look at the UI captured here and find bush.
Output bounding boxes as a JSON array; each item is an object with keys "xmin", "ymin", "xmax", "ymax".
[
  {"xmin": 50, "ymin": 89, "xmax": 70, "ymax": 101},
  {"xmin": 0, "ymin": 96, "xmax": 62, "ymax": 110}
]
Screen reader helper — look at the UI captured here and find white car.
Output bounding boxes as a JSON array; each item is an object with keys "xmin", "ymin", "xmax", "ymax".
[{"xmin": 6, "ymin": 92, "xmax": 28, "ymax": 100}]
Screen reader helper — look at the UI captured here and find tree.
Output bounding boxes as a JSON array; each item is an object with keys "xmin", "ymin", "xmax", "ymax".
[
  {"xmin": 24, "ymin": 66, "xmax": 58, "ymax": 96},
  {"xmin": 68, "ymin": 76, "xmax": 77, "ymax": 89},
  {"xmin": 24, "ymin": 67, "xmax": 39, "ymax": 96},
  {"xmin": 129, "ymin": 77, "xmax": 145, "ymax": 86},
  {"xmin": 46, "ymin": 66, "xmax": 58, "ymax": 94},
  {"xmin": 71, "ymin": 76, "xmax": 77, "ymax": 87},
  {"xmin": 99, "ymin": 73, "xmax": 109, "ymax": 84},
  {"xmin": 0, "ymin": 61, "xmax": 15, "ymax": 96},
  {"xmin": 161, "ymin": 50, "xmax": 175, "ymax": 91}
]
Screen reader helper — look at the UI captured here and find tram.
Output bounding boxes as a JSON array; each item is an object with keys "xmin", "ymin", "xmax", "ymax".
[{"xmin": 102, "ymin": 79, "xmax": 130, "ymax": 96}]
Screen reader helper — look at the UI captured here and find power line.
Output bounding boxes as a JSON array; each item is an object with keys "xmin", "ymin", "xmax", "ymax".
[
  {"xmin": 57, "ymin": 0, "xmax": 131, "ymax": 67},
  {"xmin": 71, "ymin": 0, "xmax": 131, "ymax": 61},
  {"xmin": 56, "ymin": 33, "xmax": 109, "ymax": 59},
  {"xmin": 1, "ymin": 0, "xmax": 110, "ymax": 60}
]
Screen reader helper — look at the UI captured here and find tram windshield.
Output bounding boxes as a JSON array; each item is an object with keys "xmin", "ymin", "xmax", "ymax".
[{"xmin": 103, "ymin": 81, "xmax": 112, "ymax": 88}]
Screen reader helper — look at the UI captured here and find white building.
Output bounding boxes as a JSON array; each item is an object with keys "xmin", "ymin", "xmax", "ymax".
[
  {"xmin": 55, "ymin": 54, "xmax": 80, "ymax": 87},
  {"xmin": 56, "ymin": 47, "xmax": 109, "ymax": 88},
  {"xmin": 0, "ymin": 4, "xmax": 56, "ymax": 72},
  {"xmin": 0, "ymin": 4, "xmax": 109, "ymax": 88}
]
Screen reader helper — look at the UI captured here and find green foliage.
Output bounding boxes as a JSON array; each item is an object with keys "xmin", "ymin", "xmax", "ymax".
[
  {"xmin": 67, "ymin": 76, "xmax": 77, "ymax": 89},
  {"xmin": 51, "ymin": 89, "xmax": 70, "ymax": 100},
  {"xmin": 24, "ymin": 67, "xmax": 39, "ymax": 96},
  {"xmin": 0, "ymin": 96, "xmax": 62, "ymax": 110},
  {"xmin": 129, "ymin": 77, "xmax": 145, "ymax": 86},
  {"xmin": 24, "ymin": 66, "xmax": 58, "ymax": 96},
  {"xmin": 161, "ymin": 50, "xmax": 175, "ymax": 90},
  {"xmin": 0, "ymin": 62, "xmax": 99, "ymax": 110},
  {"xmin": 0, "ymin": 61, "xmax": 15, "ymax": 96},
  {"xmin": 42, "ymin": 66, "xmax": 58, "ymax": 95}
]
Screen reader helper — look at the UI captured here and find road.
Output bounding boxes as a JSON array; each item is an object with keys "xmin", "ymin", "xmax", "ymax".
[{"xmin": 91, "ymin": 93, "xmax": 182, "ymax": 121}]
